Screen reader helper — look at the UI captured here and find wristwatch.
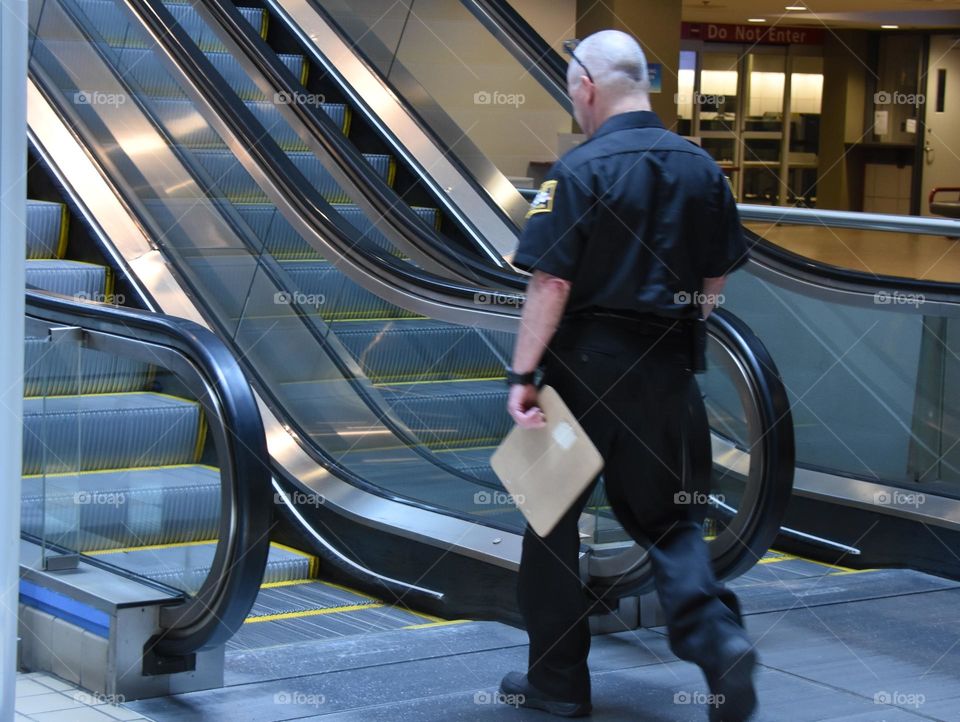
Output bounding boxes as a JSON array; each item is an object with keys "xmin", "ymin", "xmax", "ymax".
[{"xmin": 505, "ymin": 368, "xmax": 537, "ymax": 386}]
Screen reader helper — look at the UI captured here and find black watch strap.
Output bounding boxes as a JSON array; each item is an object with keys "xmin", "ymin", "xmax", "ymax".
[{"xmin": 505, "ymin": 368, "xmax": 537, "ymax": 386}]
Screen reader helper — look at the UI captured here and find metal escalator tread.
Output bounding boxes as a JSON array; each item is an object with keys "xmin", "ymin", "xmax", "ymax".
[
  {"xmin": 24, "ymin": 336, "xmax": 153, "ymax": 396},
  {"xmin": 333, "ymin": 319, "xmax": 509, "ymax": 383},
  {"xmin": 184, "ymin": 148, "xmax": 394, "ymax": 205},
  {"xmin": 375, "ymin": 380, "xmax": 510, "ymax": 449},
  {"xmin": 148, "ymin": 97, "xmax": 349, "ymax": 150},
  {"xmin": 73, "ymin": 0, "xmax": 264, "ymax": 52},
  {"xmin": 234, "ymin": 203, "xmax": 435, "ymax": 259},
  {"xmin": 21, "ymin": 392, "xmax": 204, "ymax": 474},
  {"xmin": 84, "ymin": 540, "xmax": 313, "ymax": 589},
  {"xmin": 235, "ymin": 579, "xmax": 431, "ymax": 647},
  {"xmin": 81, "ymin": 45, "xmax": 307, "ymax": 100},
  {"xmin": 20, "ymin": 464, "xmax": 221, "ymax": 550},
  {"xmin": 279, "ymin": 262, "xmax": 423, "ymax": 320},
  {"xmin": 25, "ymin": 200, "xmax": 68, "ymax": 259},
  {"xmin": 25, "ymin": 259, "xmax": 108, "ymax": 299},
  {"xmin": 337, "ymin": 447, "xmax": 522, "ymax": 524}
]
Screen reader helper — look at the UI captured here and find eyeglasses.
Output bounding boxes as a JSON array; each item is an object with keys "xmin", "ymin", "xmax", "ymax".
[{"xmin": 562, "ymin": 38, "xmax": 594, "ymax": 84}]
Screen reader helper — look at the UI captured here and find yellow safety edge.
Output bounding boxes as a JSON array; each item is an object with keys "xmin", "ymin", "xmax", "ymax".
[{"xmin": 56, "ymin": 202, "xmax": 69, "ymax": 259}]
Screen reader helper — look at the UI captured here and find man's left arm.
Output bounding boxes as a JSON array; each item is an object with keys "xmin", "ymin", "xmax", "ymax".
[{"xmin": 508, "ymin": 270, "xmax": 572, "ymax": 429}]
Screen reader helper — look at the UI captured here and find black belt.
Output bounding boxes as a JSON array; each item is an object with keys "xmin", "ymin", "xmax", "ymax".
[{"xmin": 559, "ymin": 311, "xmax": 707, "ymax": 373}]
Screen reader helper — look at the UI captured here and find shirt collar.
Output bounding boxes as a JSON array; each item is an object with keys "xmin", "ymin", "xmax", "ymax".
[{"xmin": 591, "ymin": 110, "xmax": 665, "ymax": 139}]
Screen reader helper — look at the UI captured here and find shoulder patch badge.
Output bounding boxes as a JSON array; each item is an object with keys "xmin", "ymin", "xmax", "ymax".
[{"xmin": 525, "ymin": 180, "xmax": 558, "ymax": 218}]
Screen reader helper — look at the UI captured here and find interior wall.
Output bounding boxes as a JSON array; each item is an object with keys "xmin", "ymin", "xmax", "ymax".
[
  {"xmin": 817, "ymin": 30, "xmax": 868, "ymax": 210},
  {"xmin": 575, "ymin": 0, "xmax": 681, "ymax": 128}
]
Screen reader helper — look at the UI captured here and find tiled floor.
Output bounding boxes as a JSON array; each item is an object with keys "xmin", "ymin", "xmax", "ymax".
[{"xmin": 15, "ymin": 671, "xmax": 154, "ymax": 722}]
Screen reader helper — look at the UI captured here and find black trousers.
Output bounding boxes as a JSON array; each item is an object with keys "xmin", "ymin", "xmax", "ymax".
[{"xmin": 517, "ymin": 316, "xmax": 746, "ymax": 704}]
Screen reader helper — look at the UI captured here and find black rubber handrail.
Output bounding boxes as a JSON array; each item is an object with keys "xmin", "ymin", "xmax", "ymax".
[
  {"xmin": 123, "ymin": 0, "xmax": 527, "ymax": 303},
  {"xmin": 193, "ymin": 0, "xmax": 526, "ymax": 290},
  {"xmin": 24, "ymin": 289, "xmax": 272, "ymax": 656}
]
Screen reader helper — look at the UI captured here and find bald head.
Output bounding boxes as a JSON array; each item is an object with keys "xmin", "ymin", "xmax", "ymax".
[
  {"xmin": 567, "ymin": 30, "xmax": 652, "ymax": 136},
  {"xmin": 569, "ymin": 30, "xmax": 650, "ymax": 94}
]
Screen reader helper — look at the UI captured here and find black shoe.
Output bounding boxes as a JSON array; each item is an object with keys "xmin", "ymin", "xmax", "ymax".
[
  {"xmin": 499, "ymin": 672, "xmax": 592, "ymax": 718},
  {"xmin": 706, "ymin": 639, "xmax": 757, "ymax": 722}
]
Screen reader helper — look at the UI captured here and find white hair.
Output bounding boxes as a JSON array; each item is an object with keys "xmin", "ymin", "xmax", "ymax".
[{"xmin": 570, "ymin": 30, "xmax": 650, "ymax": 95}]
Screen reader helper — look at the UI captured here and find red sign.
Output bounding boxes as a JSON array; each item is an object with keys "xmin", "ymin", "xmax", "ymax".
[{"xmin": 682, "ymin": 22, "xmax": 824, "ymax": 46}]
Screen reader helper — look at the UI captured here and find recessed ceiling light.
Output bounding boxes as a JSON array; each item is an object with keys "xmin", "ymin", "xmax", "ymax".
[
  {"xmin": 785, "ymin": 5, "xmax": 806, "ymax": 10},
  {"xmin": 748, "ymin": 18, "xmax": 766, "ymax": 23},
  {"xmin": 881, "ymin": 24, "xmax": 899, "ymax": 29}
]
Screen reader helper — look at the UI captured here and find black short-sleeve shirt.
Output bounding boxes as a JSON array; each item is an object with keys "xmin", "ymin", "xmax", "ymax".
[{"xmin": 513, "ymin": 111, "xmax": 749, "ymax": 319}]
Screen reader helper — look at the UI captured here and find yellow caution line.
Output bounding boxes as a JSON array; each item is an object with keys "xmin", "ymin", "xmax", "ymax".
[
  {"xmin": 86, "ymin": 538, "xmax": 216, "ymax": 555},
  {"xmin": 270, "ymin": 542, "xmax": 320, "ymax": 578},
  {"xmin": 757, "ymin": 555, "xmax": 791, "ymax": 565},
  {"xmin": 23, "ymin": 463, "xmax": 219, "ymax": 479},
  {"xmin": 245, "ymin": 602, "xmax": 383, "ymax": 624},
  {"xmin": 403, "ymin": 620, "xmax": 469, "ymax": 630},
  {"xmin": 374, "ymin": 377, "xmax": 504, "ymax": 386},
  {"xmin": 24, "ymin": 390, "xmax": 198, "ymax": 403},
  {"xmin": 261, "ymin": 578, "xmax": 315, "ymax": 589},
  {"xmin": 768, "ymin": 550, "xmax": 863, "ymax": 574}
]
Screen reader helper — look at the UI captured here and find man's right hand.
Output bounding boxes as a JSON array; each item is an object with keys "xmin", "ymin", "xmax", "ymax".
[{"xmin": 507, "ymin": 384, "xmax": 546, "ymax": 429}]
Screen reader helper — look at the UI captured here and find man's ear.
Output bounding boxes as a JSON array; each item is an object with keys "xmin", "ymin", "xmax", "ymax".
[{"xmin": 582, "ymin": 75, "xmax": 596, "ymax": 105}]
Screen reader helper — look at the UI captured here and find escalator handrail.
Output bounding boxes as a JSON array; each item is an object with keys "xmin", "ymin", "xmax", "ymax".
[
  {"xmin": 30, "ymin": 0, "xmax": 796, "ymax": 592},
  {"xmin": 145, "ymin": 0, "xmax": 525, "ymax": 291},
  {"xmin": 460, "ymin": 0, "xmax": 570, "ymax": 110},
  {"xmin": 193, "ymin": 0, "xmax": 525, "ymax": 287},
  {"xmin": 24, "ymin": 289, "xmax": 272, "ymax": 656},
  {"xmin": 117, "ymin": 0, "xmax": 527, "ymax": 304}
]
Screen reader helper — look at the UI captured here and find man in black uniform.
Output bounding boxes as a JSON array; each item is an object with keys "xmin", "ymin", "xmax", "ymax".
[{"xmin": 498, "ymin": 30, "xmax": 755, "ymax": 721}]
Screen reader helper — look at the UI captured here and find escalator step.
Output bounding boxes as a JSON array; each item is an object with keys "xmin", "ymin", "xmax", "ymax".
[
  {"xmin": 22, "ymin": 392, "xmax": 204, "ymax": 474},
  {"xmin": 24, "ymin": 336, "xmax": 153, "ymax": 396},
  {"xmin": 148, "ymin": 97, "xmax": 349, "ymax": 151},
  {"xmin": 25, "ymin": 259, "xmax": 109, "ymax": 299},
  {"xmin": 234, "ymin": 203, "xmax": 437, "ymax": 259},
  {"xmin": 72, "ymin": 0, "xmax": 264, "ymax": 53},
  {"xmin": 280, "ymin": 261, "xmax": 421, "ymax": 320},
  {"xmin": 20, "ymin": 464, "xmax": 220, "ymax": 550},
  {"xmin": 91, "ymin": 45, "xmax": 306, "ymax": 101},
  {"xmin": 183, "ymin": 148, "xmax": 394, "ymax": 204},
  {"xmin": 25, "ymin": 200, "xmax": 67, "ymax": 260},
  {"xmin": 81, "ymin": 540, "xmax": 313, "ymax": 590},
  {"xmin": 333, "ymin": 320, "xmax": 510, "ymax": 383},
  {"xmin": 376, "ymin": 380, "xmax": 511, "ymax": 449}
]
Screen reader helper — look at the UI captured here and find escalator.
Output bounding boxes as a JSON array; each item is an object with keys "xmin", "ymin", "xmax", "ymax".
[
  {"xmin": 24, "ymin": 0, "xmax": 793, "ymax": 652},
  {"xmin": 275, "ymin": 0, "xmax": 960, "ymax": 576}
]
